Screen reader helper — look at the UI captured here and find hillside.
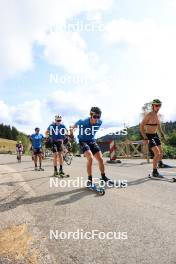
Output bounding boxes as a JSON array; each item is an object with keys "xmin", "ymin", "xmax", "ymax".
[
  {"xmin": 0, "ymin": 124, "xmax": 30, "ymax": 153},
  {"xmin": 98, "ymin": 121, "xmax": 176, "ymax": 159},
  {"xmin": 99, "ymin": 121, "xmax": 176, "ymax": 142}
]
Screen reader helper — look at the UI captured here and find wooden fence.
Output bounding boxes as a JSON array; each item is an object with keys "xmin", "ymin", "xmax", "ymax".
[{"xmin": 115, "ymin": 140, "xmax": 149, "ymax": 160}]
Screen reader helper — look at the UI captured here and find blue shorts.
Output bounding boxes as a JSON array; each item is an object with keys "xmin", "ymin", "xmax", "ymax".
[{"xmin": 79, "ymin": 141, "xmax": 100, "ymax": 155}]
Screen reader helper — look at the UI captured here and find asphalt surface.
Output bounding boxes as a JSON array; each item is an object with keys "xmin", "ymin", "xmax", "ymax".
[{"xmin": 0, "ymin": 154, "xmax": 176, "ymax": 264}]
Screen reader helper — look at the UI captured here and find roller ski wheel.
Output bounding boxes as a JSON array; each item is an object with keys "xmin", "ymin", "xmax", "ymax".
[
  {"xmin": 86, "ymin": 182, "xmax": 105, "ymax": 196},
  {"xmin": 53, "ymin": 171, "xmax": 59, "ymax": 177},
  {"xmin": 59, "ymin": 171, "xmax": 70, "ymax": 178},
  {"xmin": 148, "ymin": 171, "xmax": 164, "ymax": 178},
  {"xmin": 99, "ymin": 189, "xmax": 105, "ymax": 196},
  {"xmin": 38, "ymin": 168, "xmax": 44, "ymax": 171}
]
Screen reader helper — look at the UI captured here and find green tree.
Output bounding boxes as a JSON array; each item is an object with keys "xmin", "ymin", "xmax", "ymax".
[
  {"xmin": 71, "ymin": 141, "xmax": 79, "ymax": 154},
  {"xmin": 167, "ymin": 130, "xmax": 176, "ymax": 147},
  {"xmin": 11, "ymin": 126, "xmax": 19, "ymax": 140},
  {"xmin": 17, "ymin": 133, "xmax": 30, "ymax": 153}
]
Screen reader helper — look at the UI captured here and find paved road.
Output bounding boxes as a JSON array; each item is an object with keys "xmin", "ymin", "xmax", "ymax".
[{"xmin": 0, "ymin": 154, "xmax": 176, "ymax": 264}]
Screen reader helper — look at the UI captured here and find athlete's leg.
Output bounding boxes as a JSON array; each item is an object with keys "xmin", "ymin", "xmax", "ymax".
[
  {"xmin": 151, "ymin": 146, "xmax": 161, "ymax": 170},
  {"xmin": 53, "ymin": 152, "xmax": 58, "ymax": 167},
  {"xmin": 94, "ymin": 150, "xmax": 110, "ymax": 182},
  {"xmin": 58, "ymin": 151, "xmax": 64, "ymax": 173},
  {"xmin": 39, "ymin": 153, "xmax": 42, "ymax": 169},
  {"xmin": 17, "ymin": 151, "xmax": 20, "ymax": 162},
  {"xmin": 84, "ymin": 150, "xmax": 94, "ymax": 177},
  {"xmin": 52, "ymin": 152, "xmax": 58, "ymax": 175},
  {"xmin": 52, "ymin": 142, "xmax": 59, "ymax": 174},
  {"xmin": 94, "ymin": 151, "xmax": 105, "ymax": 174},
  {"xmin": 151, "ymin": 145, "xmax": 164, "ymax": 177},
  {"xmin": 19, "ymin": 152, "xmax": 22, "ymax": 162},
  {"xmin": 158, "ymin": 145, "xmax": 163, "ymax": 161},
  {"xmin": 32, "ymin": 150, "xmax": 34, "ymax": 161},
  {"xmin": 34, "ymin": 151, "xmax": 38, "ymax": 169}
]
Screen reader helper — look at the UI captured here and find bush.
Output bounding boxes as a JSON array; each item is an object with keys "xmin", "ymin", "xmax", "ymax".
[
  {"xmin": 163, "ymin": 144, "xmax": 176, "ymax": 159},
  {"xmin": 166, "ymin": 130, "xmax": 176, "ymax": 147}
]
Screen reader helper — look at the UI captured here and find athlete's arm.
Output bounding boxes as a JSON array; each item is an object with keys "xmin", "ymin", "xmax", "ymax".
[
  {"xmin": 158, "ymin": 124, "xmax": 166, "ymax": 141},
  {"xmin": 69, "ymin": 118, "xmax": 83, "ymax": 139},
  {"xmin": 140, "ymin": 114, "xmax": 149, "ymax": 140}
]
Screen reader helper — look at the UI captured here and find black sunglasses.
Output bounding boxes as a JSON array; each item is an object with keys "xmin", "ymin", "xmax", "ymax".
[
  {"xmin": 92, "ymin": 115, "xmax": 101, "ymax": 119},
  {"xmin": 154, "ymin": 104, "xmax": 161, "ymax": 107}
]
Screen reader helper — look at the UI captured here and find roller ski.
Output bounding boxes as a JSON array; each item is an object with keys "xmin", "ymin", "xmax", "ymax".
[
  {"xmin": 59, "ymin": 170, "xmax": 70, "ymax": 178},
  {"xmin": 148, "ymin": 170, "xmax": 176, "ymax": 182},
  {"xmin": 52, "ymin": 170, "xmax": 70, "ymax": 178},
  {"xmin": 158, "ymin": 161, "xmax": 173, "ymax": 169},
  {"xmin": 38, "ymin": 167, "xmax": 44, "ymax": 171},
  {"xmin": 100, "ymin": 175, "xmax": 126, "ymax": 188},
  {"xmin": 86, "ymin": 178, "xmax": 105, "ymax": 196},
  {"xmin": 34, "ymin": 166, "xmax": 44, "ymax": 171}
]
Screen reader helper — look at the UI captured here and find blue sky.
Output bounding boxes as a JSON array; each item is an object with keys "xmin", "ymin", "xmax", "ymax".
[{"xmin": 0, "ymin": 0, "xmax": 176, "ymax": 136}]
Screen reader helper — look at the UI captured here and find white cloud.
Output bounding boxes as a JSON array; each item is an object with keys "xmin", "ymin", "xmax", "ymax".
[
  {"xmin": 169, "ymin": 0, "xmax": 176, "ymax": 8},
  {"xmin": 2, "ymin": 1, "xmax": 176, "ymax": 135},
  {"xmin": 103, "ymin": 18, "xmax": 176, "ymax": 122},
  {"xmin": 11, "ymin": 100, "xmax": 42, "ymax": 125},
  {"xmin": 0, "ymin": 100, "xmax": 42, "ymax": 127},
  {"xmin": 105, "ymin": 18, "xmax": 176, "ymax": 74},
  {"xmin": 0, "ymin": 0, "xmax": 113, "ymax": 80},
  {"xmin": 43, "ymin": 32, "xmax": 93, "ymax": 75},
  {"xmin": 0, "ymin": 101, "xmax": 10, "ymax": 123}
]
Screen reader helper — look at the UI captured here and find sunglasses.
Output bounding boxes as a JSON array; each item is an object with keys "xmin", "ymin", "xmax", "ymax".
[
  {"xmin": 154, "ymin": 104, "xmax": 161, "ymax": 108},
  {"xmin": 56, "ymin": 119, "xmax": 62, "ymax": 122},
  {"xmin": 92, "ymin": 115, "xmax": 101, "ymax": 119}
]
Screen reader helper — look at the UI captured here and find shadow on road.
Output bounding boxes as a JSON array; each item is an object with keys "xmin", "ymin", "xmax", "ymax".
[
  {"xmin": 0, "ymin": 175, "xmax": 50, "ymax": 187},
  {"xmin": 55, "ymin": 188, "xmax": 102, "ymax": 206},
  {"xmin": 0, "ymin": 169, "xmax": 36, "ymax": 175},
  {"xmin": 105, "ymin": 177, "xmax": 150, "ymax": 191},
  {"xmin": 106, "ymin": 162, "xmax": 149, "ymax": 168},
  {"xmin": 127, "ymin": 176, "xmax": 175, "ymax": 186},
  {"xmin": 127, "ymin": 177, "xmax": 150, "ymax": 186},
  {"xmin": 1, "ymin": 175, "xmax": 173, "ymax": 213},
  {"xmin": 0, "ymin": 188, "xmax": 96, "ymax": 213},
  {"xmin": 0, "ymin": 160, "xmax": 32, "ymax": 165}
]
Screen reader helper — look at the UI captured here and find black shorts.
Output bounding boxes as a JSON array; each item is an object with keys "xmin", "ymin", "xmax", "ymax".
[
  {"xmin": 146, "ymin": 133, "xmax": 161, "ymax": 149},
  {"xmin": 52, "ymin": 141, "xmax": 63, "ymax": 153},
  {"xmin": 79, "ymin": 141, "xmax": 100, "ymax": 155},
  {"xmin": 33, "ymin": 148, "xmax": 43, "ymax": 155}
]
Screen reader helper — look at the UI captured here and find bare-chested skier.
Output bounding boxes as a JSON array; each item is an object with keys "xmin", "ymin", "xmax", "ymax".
[{"xmin": 140, "ymin": 99, "xmax": 166, "ymax": 177}]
